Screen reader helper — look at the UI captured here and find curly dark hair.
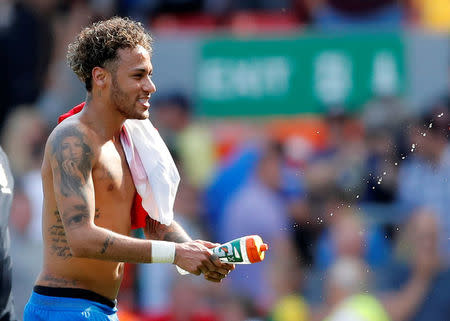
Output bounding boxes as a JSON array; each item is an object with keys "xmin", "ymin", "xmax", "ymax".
[{"xmin": 67, "ymin": 17, "xmax": 153, "ymax": 91}]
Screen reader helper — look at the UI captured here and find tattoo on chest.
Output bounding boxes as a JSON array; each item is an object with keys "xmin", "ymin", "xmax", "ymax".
[
  {"xmin": 48, "ymin": 210, "xmax": 72, "ymax": 259},
  {"xmin": 52, "ymin": 126, "xmax": 92, "ymax": 199}
]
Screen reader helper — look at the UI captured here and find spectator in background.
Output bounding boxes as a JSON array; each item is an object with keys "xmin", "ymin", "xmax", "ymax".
[
  {"xmin": 152, "ymin": 93, "xmax": 216, "ymax": 188},
  {"xmin": 1, "ymin": 106, "xmax": 48, "ymax": 320},
  {"xmin": 269, "ymin": 245, "xmax": 309, "ymax": 321},
  {"xmin": 0, "ymin": 0, "xmax": 57, "ymax": 129},
  {"xmin": 304, "ymin": 207, "xmax": 391, "ymax": 306},
  {"xmin": 397, "ymin": 104, "xmax": 450, "ymax": 260},
  {"xmin": 314, "ymin": 208, "xmax": 391, "ymax": 272},
  {"xmin": 0, "ymin": 146, "xmax": 16, "ymax": 320},
  {"xmin": 220, "ymin": 141, "xmax": 295, "ymax": 312},
  {"xmin": 312, "ymin": 257, "xmax": 385, "ymax": 321},
  {"xmin": 314, "ymin": 221, "xmax": 440, "ymax": 321},
  {"xmin": 377, "ymin": 208, "xmax": 450, "ymax": 321},
  {"xmin": 1, "ymin": 106, "xmax": 49, "ymax": 241},
  {"xmin": 37, "ymin": 1, "xmax": 92, "ymax": 126}
]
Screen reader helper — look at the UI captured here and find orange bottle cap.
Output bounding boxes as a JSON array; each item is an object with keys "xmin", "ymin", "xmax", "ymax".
[{"xmin": 246, "ymin": 235, "xmax": 268, "ymax": 263}]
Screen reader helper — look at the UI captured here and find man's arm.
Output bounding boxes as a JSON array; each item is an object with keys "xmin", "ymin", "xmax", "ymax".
[
  {"xmin": 47, "ymin": 124, "xmax": 215, "ymax": 276},
  {"xmin": 144, "ymin": 216, "xmax": 235, "ymax": 282},
  {"xmin": 144, "ymin": 216, "xmax": 191, "ymax": 242}
]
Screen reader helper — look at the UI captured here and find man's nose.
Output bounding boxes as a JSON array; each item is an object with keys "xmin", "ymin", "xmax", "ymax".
[{"xmin": 143, "ymin": 76, "xmax": 156, "ymax": 93}]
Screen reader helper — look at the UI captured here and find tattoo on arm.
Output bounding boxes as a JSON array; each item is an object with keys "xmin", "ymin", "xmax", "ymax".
[
  {"xmin": 100, "ymin": 235, "xmax": 115, "ymax": 254},
  {"xmin": 163, "ymin": 231, "xmax": 190, "ymax": 243},
  {"xmin": 51, "ymin": 126, "xmax": 93, "ymax": 199},
  {"xmin": 161, "ymin": 223, "xmax": 191, "ymax": 243},
  {"xmin": 145, "ymin": 217, "xmax": 190, "ymax": 242},
  {"xmin": 62, "ymin": 204, "xmax": 90, "ymax": 230}
]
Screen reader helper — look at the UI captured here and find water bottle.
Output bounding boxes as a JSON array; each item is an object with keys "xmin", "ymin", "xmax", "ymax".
[
  {"xmin": 212, "ymin": 235, "xmax": 268, "ymax": 264},
  {"xmin": 176, "ymin": 235, "xmax": 268, "ymax": 275}
]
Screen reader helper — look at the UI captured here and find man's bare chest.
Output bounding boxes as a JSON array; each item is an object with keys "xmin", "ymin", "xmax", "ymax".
[{"xmin": 93, "ymin": 141, "xmax": 135, "ymax": 200}]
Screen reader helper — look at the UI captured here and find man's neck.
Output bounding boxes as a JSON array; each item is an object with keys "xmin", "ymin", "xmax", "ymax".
[{"xmin": 80, "ymin": 93, "xmax": 126, "ymax": 141}]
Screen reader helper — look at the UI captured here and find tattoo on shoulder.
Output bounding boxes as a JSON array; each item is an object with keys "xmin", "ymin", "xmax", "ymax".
[
  {"xmin": 51, "ymin": 126, "xmax": 93, "ymax": 198},
  {"xmin": 100, "ymin": 235, "xmax": 115, "ymax": 254}
]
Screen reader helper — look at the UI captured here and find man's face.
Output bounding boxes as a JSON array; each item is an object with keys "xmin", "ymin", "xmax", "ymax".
[
  {"xmin": 109, "ymin": 45, "xmax": 156, "ymax": 120},
  {"xmin": 61, "ymin": 136, "xmax": 83, "ymax": 165}
]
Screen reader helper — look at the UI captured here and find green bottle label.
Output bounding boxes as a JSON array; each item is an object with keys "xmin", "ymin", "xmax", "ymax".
[{"xmin": 212, "ymin": 239, "xmax": 244, "ymax": 263}]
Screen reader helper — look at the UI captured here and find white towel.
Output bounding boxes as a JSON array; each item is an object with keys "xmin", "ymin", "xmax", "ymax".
[{"xmin": 120, "ymin": 118, "xmax": 180, "ymax": 226}]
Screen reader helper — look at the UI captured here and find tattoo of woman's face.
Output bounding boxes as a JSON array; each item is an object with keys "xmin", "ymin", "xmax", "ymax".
[{"xmin": 52, "ymin": 126, "xmax": 92, "ymax": 198}]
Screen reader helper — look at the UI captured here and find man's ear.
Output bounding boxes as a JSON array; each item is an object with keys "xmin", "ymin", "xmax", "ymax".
[{"xmin": 92, "ymin": 66, "xmax": 109, "ymax": 89}]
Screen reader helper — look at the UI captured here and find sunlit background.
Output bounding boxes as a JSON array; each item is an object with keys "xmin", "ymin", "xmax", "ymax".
[{"xmin": 1, "ymin": 0, "xmax": 449, "ymax": 320}]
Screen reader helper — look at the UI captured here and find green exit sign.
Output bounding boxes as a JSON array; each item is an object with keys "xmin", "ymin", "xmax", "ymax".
[{"xmin": 196, "ymin": 33, "xmax": 406, "ymax": 117}]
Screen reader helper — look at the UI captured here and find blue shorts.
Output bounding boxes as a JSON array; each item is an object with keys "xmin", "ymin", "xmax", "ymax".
[{"xmin": 24, "ymin": 290, "xmax": 119, "ymax": 321}]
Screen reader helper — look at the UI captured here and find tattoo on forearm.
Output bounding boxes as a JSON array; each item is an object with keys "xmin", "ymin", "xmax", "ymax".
[
  {"xmin": 146, "ymin": 217, "xmax": 191, "ymax": 242},
  {"xmin": 48, "ymin": 209, "xmax": 72, "ymax": 259},
  {"xmin": 162, "ymin": 231, "xmax": 190, "ymax": 243},
  {"xmin": 95, "ymin": 208, "xmax": 100, "ymax": 220},
  {"xmin": 51, "ymin": 126, "xmax": 92, "ymax": 199},
  {"xmin": 100, "ymin": 235, "xmax": 115, "ymax": 254}
]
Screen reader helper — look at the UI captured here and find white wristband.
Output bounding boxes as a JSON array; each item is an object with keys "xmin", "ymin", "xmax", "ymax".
[{"xmin": 151, "ymin": 241, "xmax": 175, "ymax": 263}]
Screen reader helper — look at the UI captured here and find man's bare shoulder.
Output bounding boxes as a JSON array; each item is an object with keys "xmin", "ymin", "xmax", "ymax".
[{"xmin": 45, "ymin": 117, "xmax": 99, "ymax": 160}]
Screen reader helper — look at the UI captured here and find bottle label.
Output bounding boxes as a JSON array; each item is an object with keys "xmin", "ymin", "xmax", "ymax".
[{"xmin": 212, "ymin": 239, "xmax": 244, "ymax": 263}]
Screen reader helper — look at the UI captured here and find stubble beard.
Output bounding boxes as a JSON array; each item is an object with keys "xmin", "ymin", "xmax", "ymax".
[{"xmin": 111, "ymin": 76, "xmax": 148, "ymax": 120}]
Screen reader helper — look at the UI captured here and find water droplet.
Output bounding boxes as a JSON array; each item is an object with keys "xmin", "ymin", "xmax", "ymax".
[
  {"xmin": 402, "ymin": 156, "xmax": 406, "ymax": 160},
  {"xmin": 330, "ymin": 213, "xmax": 334, "ymax": 216},
  {"xmin": 429, "ymin": 123, "xmax": 433, "ymax": 128},
  {"xmin": 356, "ymin": 195, "xmax": 360, "ymax": 199},
  {"xmin": 383, "ymin": 171, "xmax": 387, "ymax": 175},
  {"xmin": 422, "ymin": 133, "xmax": 427, "ymax": 137},
  {"xmin": 394, "ymin": 162, "xmax": 398, "ymax": 166},
  {"xmin": 437, "ymin": 113, "xmax": 444, "ymax": 118}
]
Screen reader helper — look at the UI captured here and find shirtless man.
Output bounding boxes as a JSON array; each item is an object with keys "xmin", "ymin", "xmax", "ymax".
[{"xmin": 24, "ymin": 17, "xmax": 233, "ymax": 320}]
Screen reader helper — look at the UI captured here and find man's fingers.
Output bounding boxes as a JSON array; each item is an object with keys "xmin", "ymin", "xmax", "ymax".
[
  {"xmin": 224, "ymin": 263, "xmax": 235, "ymax": 271},
  {"xmin": 209, "ymin": 255, "xmax": 234, "ymax": 274},
  {"xmin": 207, "ymin": 256, "xmax": 229, "ymax": 275},
  {"xmin": 198, "ymin": 265, "xmax": 209, "ymax": 276},
  {"xmin": 192, "ymin": 268, "xmax": 201, "ymax": 276},
  {"xmin": 209, "ymin": 254, "xmax": 223, "ymax": 267},
  {"xmin": 204, "ymin": 274, "xmax": 222, "ymax": 283},
  {"xmin": 204, "ymin": 271, "xmax": 226, "ymax": 279}
]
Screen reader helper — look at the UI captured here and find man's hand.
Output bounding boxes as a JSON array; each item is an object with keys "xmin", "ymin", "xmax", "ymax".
[{"xmin": 174, "ymin": 240, "xmax": 235, "ymax": 283}]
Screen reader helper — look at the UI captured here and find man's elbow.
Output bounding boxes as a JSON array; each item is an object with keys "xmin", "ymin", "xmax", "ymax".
[
  {"xmin": 66, "ymin": 227, "xmax": 96, "ymax": 258},
  {"xmin": 68, "ymin": 242, "xmax": 91, "ymax": 258}
]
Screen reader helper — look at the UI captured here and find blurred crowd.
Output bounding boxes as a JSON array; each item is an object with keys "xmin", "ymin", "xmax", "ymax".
[{"xmin": 1, "ymin": 0, "xmax": 450, "ymax": 321}]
